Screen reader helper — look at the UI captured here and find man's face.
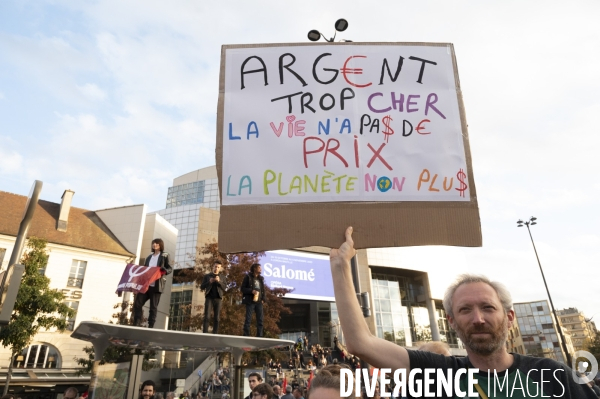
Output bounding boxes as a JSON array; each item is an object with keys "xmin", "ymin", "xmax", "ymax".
[
  {"xmin": 141, "ymin": 385, "xmax": 154, "ymax": 399},
  {"xmin": 272, "ymin": 386, "xmax": 280, "ymax": 396},
  {"xmin": 248, "ymin": 376, "xmax": 260, "ymax": 390},
  {"xmin": 213, "ymin": 263, "xmax": 222, "ymax": 274},
  {"xmin": 447, "ymin": 282, "xmax": 514, "ymax": 356},
  {"xmin": 254, "ymin": 265, "xmax": 261, "ymax": 275},
  {"xmin": 293, "ymin": 390, "xmax": 301, "ymax": 399}
]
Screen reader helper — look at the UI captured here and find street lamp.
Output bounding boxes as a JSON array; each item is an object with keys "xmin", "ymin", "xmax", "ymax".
[
  {"xmin": 517, "ymin": 217, "xmax": 572, "ymax": 365},
  {"xmin": 307, "ymin": 19, "xmax": 351, "ymax": 42}
]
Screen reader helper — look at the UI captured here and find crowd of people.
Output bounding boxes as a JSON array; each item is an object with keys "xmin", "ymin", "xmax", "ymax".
[{"xmin": 194, "ymin": 366, "xmax": 232, "ymax": 399}]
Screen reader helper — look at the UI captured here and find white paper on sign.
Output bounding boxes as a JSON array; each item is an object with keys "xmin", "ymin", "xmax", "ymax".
[{"xmin": 222, "ymin": 44, "xmax": 469, "ymax": 205}]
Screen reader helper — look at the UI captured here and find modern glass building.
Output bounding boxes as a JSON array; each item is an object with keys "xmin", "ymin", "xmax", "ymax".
[
  {"xmin": 155, "ymin": 166, "xmax": 220, "ymax": 267},
  {"xmin": 512, "ymin": 300, "xmax": 573, "ymax": 363},
  {"xmin": 371, "ymin": 273, "xmax": 460, "ymax": 348}
]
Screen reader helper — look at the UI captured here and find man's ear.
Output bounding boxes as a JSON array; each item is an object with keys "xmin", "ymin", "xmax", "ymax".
[
  {"xmin": 507, "ymin": 309, "xmax": 515, "ymax": 328},
  {"xmin": 447, "ymin": 314, "xmax": 456, "ymax": 331}
]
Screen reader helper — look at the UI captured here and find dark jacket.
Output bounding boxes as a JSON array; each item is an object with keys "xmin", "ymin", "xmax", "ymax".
[
  {"xmin": 144, "ymin": 251, "xmax": 173, "ymax": 293},
  {"xmin": 241, "ymin": 273, "xmax": 265, "ymax": 304},
  {"xmin": 200, "ymin": 272, "xmax": 226, "ymax": 298}
]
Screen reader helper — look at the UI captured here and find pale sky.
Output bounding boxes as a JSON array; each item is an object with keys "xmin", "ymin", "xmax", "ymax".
[{"xmin": 1, "ymin": 1, "xmax": 599, "ymax": 322}]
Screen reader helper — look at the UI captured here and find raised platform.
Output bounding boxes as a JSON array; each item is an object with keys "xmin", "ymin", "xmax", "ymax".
[{"xmin": 71, "ymin": 321, "xmax": 295, "ymax": 362}]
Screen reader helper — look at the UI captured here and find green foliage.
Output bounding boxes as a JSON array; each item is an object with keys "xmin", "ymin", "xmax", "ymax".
[
  {"xmin": 176, "ymin": 241, "xmax": 292, "ymax": 363},
  {"xmin": 584, "ymin": 333, "xmax": 600, "ymax": 364},
  {"xmin": 177, "ymin": 241, "xmax": 292, "ymax": 337},
  {"xmin": 0, "ymin": 237, "xmax": 75, "ymax": 356}
]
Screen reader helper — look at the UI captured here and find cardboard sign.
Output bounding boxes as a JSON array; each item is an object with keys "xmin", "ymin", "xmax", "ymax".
[
  {"xmin": 217, "ymin": 42, "xmax": 481, "ymax": 253},
  {"xmin": 115, "ymin": 264, "xmax": 163, "ymax": 295}
]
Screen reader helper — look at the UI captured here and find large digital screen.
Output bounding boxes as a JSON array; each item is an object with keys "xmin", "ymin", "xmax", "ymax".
[{"xmin": 260, "ymin": 250, "xmax": 334, "ymax": 301}]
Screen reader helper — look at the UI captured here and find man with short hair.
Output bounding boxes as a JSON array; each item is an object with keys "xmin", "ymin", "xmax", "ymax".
[
  {"xmin": 201, "ymin": 260, "xmax": 226, "ymax": 334},
  {"xmin": 242, "ymin": 263, "xmax": 265, "ymax": 337},
  {"xmin": 251, "ymin": 383, "xmax": 273, "ymax": 399},
  {"xmin": 271, "ymin": 385, "xmax": 281, "ymax": 399},
  {"xmin": 64, "ymin": 388, "xmax": 78, "ymax": 399},
  {"xmin": 280, "ymin": 386, "xmax": 293, "ymax": 399},
  {"xmin": 133, "ymin": 238, "xmax": 173, "ymax": 328},
  {"xmin": 330, "ymin": 226, "xmax": 596, "ymax": 398},
  {"xmin": 139, "ymin": 380, "xmax": 156, "ymax": 399},
  {"xmin": 166, "ymin": 392, "xmax": 175, "ymax": 399},
  {"xmin": 292, "ymin": 388, "xmax": 303, "ymax": 399},
  {"xmin": 244, "ymin": 372, "xmax": 263, "ymax": 399}
]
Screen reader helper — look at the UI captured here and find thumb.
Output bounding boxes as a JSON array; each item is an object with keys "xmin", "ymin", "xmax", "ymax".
[{"xmin": 345, "ymin": 226, "xmax": 354, "ymax": 247}]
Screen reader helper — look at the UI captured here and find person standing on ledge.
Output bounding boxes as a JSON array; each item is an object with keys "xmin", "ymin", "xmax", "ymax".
[
  {"xmin": 133, "ymin": 238, "xmax": 172, "ymax": 328},
  {"xmin": 242, "ymin": 263, "xmax": 265, "ymax": 337},
  {"xmin": 201, "ymin": 260, "xmax": 226, "ymax": 334}
]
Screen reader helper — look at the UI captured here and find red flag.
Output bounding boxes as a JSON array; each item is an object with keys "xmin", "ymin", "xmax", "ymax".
[
  {"xmin": 282, "ymin": 375, "xmax": 287, "ymax": 392},
  {"xmin": 307, "ymin": 370, "xmax": 314, "ymax": 389},
  {"xmin": 116, "ymin": 264, "xmax": 163, "ymax": 295}
]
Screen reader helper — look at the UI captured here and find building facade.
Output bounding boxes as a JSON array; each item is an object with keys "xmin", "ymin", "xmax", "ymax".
[
  {"xmin": 557, "ymin": 307, "xmax": 597, "ymax": 352},
  {"xmin": 158, "ymin": 166, "xmax": 220, "ymax": 267},
  {"xmin": 505, "ymin": 319, "xmax": 526, "ymax": 355},
  {"xmin": 511, "ymin": 300, "xmax": 574, "ymax": 363},
  {"xmin": 0, "ymin": 189, "xmax": 176, "ymax": 396}
]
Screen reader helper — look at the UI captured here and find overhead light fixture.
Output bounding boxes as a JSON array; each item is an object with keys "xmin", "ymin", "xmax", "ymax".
[
  {"xmin": 334, "ymin": 18, "xmax": 348, "ymax": 32},
  {"xmin": 307, "ymin": 19, "xmax": 349, "ymax": 42},
  {"xmin": 307, "ymin": 30, "xmax": 321, "ymax": 42}
]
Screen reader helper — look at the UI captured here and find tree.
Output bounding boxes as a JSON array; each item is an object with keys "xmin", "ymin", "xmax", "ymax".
[
  {"xmin": 584, "ymin": 333, "xmax": 600, "ymax": 364},
  {"xmin": 177, "ymin": 241, "xmax": 292, "ymax": 362},
  {"xmin": 0, "ymin": 237, "xmax": 75, "ymax": 395}
]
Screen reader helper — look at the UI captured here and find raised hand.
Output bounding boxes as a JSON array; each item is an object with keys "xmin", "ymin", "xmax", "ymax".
[{"xmin": 330, "ymin": 226, "xmax": 356, "ymax": 268}]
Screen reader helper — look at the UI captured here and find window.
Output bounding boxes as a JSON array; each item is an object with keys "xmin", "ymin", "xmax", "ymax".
[
  {"xmin": 0, "ymin": 248, "xmax": 6, "ymax": 269},
  {"xmin": 169, "ymin": 290, "xmax": 193, "ymax": 331},
  {"xmin": 64, "ymin": 301, "xmax": 79, "ymax": 331},
  {"xmin": 67, "ymin": 260, "xmax": 87, "ymax": 288},
  {"xmin": 12, "ymin": 344, "xmax": 60, "ymax": 369}
]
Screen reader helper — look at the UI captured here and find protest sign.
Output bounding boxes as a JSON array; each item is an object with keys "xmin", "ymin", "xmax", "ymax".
[
  {"xmin": 115, "ymin": 264, "xmax": 163, "ymax": 295},
  {"xmin": 217, "ymin": 42, "xmax": 481, "ymax": 252}
]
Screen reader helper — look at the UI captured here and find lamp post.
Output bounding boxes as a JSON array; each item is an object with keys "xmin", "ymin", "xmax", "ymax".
[
  {"xmin": 517, "ymin": 217, "xmax": 572, "ymax": 365},
  {"xmin": 307, "ymin": 19, "xmax": 350, "ymax": 42}
]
